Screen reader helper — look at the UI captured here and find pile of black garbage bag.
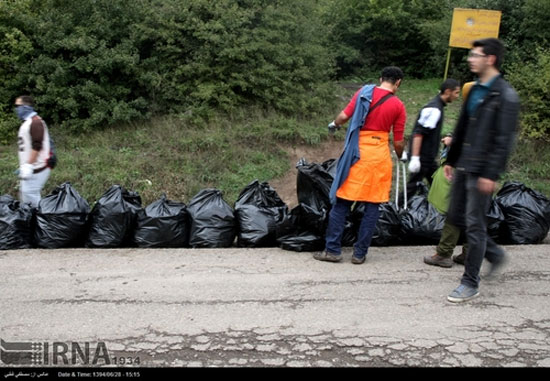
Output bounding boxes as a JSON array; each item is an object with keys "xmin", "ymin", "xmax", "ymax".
[{"xmin": 1, "ymin": 162, "xmax": 550, "ymax": 251}]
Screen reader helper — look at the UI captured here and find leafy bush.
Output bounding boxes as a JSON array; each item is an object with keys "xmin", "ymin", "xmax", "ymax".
[
  {"xmin": 324, "ymin": 0, "xmax": 449, "ymax": 79},
  {"xmin": 508, "ymin": 48, "xmax": 550, "ymax": 140},
  {"xmin": 0, "ymin": 0, "xmax": 33, "ymax": 143},
  {"xmin": 3, "ymin": 0, "xmax": 550, "ymax": 142},
  {"xmin": 0, "ymin": 0, "xmax": 334, "ymax": 140},
  {"xmin": 137, "ymin": 0, "xmax": 334, "ymax": 114},
  {"xmin": 0, "ymin": 0, "xmax": 150, "ymax": 134}
]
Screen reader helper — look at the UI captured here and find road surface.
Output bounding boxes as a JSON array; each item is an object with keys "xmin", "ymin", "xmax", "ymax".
[{"xmin": 1, "ymin": 242, "xmax": 549, "ymax": 367}]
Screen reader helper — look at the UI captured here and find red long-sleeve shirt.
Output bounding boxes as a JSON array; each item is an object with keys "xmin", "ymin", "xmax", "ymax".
[{"xmin": 343, "ymin": 87, "xmax": 406, "ymax": 142}]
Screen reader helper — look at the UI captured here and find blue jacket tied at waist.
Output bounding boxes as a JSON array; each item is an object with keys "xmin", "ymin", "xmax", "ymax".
[{"xmin": 329, "ymin": 84, "xmax": 376, "ymax": 205}]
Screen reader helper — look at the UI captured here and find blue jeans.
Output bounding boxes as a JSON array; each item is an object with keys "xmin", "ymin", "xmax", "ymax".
[
  {"xmin": 325, "ymin": 198, "xmax": 380, "ymax": 258},
  {"xmin": 447, "ymin": 171, "xmax": 505, "ymax": 288}
]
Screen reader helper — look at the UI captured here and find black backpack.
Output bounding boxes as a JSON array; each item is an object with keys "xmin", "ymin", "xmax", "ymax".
[
  {"xmin": 47, "ymin": 136, "xmax": 57, "ymax": 169},
  {"xmin": 32, "ymin": 115, "xmax": 57, "ymax": 169}
]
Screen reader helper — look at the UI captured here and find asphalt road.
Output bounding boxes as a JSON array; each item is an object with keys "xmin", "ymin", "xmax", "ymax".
[{"xmin": 1, "ymin": 242, "xmax": 549, "ymax": 368}]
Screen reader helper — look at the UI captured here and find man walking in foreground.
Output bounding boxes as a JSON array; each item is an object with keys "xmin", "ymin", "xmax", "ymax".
[
  {"xmin": 314, "ymin": 66, "xmax": 406, "ymax": 265},
  {"xmin": 444, "ymin": 38, "xmax": 520, "ymax": 303},
  {"xmin": 14, "ymin": 95, "xmax": 52, "ymax": 207},
  {"xmin": 423, "ymin": 81, "xmax": 475, "ymax": 269}
]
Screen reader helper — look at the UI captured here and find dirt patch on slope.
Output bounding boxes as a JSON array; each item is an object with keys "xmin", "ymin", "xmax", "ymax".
[{"xmin": 269, "ymin": 138, "xmax": 343, "ymax": 209}]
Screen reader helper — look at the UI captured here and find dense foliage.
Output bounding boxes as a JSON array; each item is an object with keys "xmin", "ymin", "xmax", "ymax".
[
  {"xmin": 323, "ymin": 0, "xmax": 550, "ymax": 139},
  {"xmin": 324, "ymin": 0, "xmax": 449, "ymax": 79},
  {"xmin": 0, "ymin": 0, "xmax": 334, "ymax": 140},
  {"xmin": 0, "ymin": 0, "xmax": 549, "ymax": 140},
  {"xmin": 508, "ymin": 48, "xmax": 550, "ymax": 140}
]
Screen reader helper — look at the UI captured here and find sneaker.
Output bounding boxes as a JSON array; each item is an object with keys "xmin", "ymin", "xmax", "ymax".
[
  {"xmin": 351, "ymin": 254, "xmax": 366, "ymax": 265},
  {"xmin": 447, "ymin": 284, "xmax": 480, "ymax": 303},
  {"xmin": 453, "ymin": 252, "xmax": 466, "ymax": 265},
  {"xmin": 485, "ymin": 253, "xmax": 508, "ymax": 280},
  {"xmin": 423, "ymin": 253, "xmax": 452, "ymax": 268},
  {"xmin": 313, "ymin": 250, "xmax": 342, "ymax": 263}
]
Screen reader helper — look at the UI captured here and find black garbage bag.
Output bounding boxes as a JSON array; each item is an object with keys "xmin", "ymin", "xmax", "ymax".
[
  {"xmin": 34, "ymin": 183, "xmax": 90, "ymax": 248},
  {"xmin": 235, "ymin": 179, "xmax": 286, "ymax": 209},
  {"xmin": 86, "ymin": 185, "xmax": 142, "ymax": 248},
  {"xmin": 296, "ymin": 158, "xmax": 336, "ymax": 213},
  {"xmin": 374, "ymin": 203, "xmax": 403, "ymax": 246},
  {"xmin": 236, "ymin": 205, "xmax": 291, "ymax": 247},
  {"xmin": 293, "ymin": 158, "xmax": 338, "ymax": 235},
  {"xmin": 400, "ymin": 194, "xmax": 446, "ymax": 245},
  {"xmin": 133, "ymin": 194, "xmax": 189, "ymax": 248},
  {"xmin": 0, "ymin": 195, "xmax": 34, "ymax": 250},
  {"xmin": 289, "ymin": 203, "xmax": 328, "ymax": 236},
  {"xmin": 487, "ymin": 199, "xmax": 506, "ymax": 242},
  {"xmin": 495, "ymin": 181, "xmax": 550, "ymax": 244},
  {"xmin": 188, "ymin": 188, "xmax": 236, "ymax": 248},
  {"xmin": 235, "ymin": 180, "xmax": 291, "ymax": 247},
  {"xmin": 285, "ymin": 158, "xmax": 356, "ymax": 250},
  {"xmin": 273, "ymin": 207, "xmax": 296, "ymax": 239},
  {"xmin": 277, "ymin": 231, "xmax": 324, "ymax": 252}
]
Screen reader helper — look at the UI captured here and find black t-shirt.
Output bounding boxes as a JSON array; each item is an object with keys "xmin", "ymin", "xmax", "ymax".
[{"xmin": 408, "ymin": 95, "xmax": 446, "ymax": 165}]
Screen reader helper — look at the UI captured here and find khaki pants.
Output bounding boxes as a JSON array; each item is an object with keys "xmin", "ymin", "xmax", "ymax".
[{"xmin": 436, "ymin": 219, "xmax": 468, "ymax": 258}]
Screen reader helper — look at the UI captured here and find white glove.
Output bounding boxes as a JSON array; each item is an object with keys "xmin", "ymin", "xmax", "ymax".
[
  {"xmin": 400, "ymin": 151, "xmax": 408, "ymax": 162},
  {"xmin": 19, "ymin": 163, "xmax": 34, "ymax": 180},
  {"xmin": 408, "ymin": 156, "xmax": 421, "ymax": 173},
  {"xmin": 328, "ymin": 120, "xmax": 341, "ymax": 134}
]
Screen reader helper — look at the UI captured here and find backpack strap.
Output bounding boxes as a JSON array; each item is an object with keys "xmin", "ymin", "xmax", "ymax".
[{"xmin": 368, "ymin": 93, "xmax": 394, "ymax": 114}]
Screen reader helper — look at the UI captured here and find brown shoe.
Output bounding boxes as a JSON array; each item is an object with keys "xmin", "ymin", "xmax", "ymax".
[
  {"xmin": 351, "ymin": 254, "xmax": 366, "ymax": 265},
  {"xmin": 453, "ymin": 252, "xmax": 466, "ymax": 265},
  {"xmin": 423, "ymin": 253, "xmax": 453, "ymax": 268},
  {"xmin": 313, "ymin": 250, "xmax": 342, "ymax": 263}
]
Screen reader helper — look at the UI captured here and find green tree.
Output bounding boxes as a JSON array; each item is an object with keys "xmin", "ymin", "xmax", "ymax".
[
  {"xmin": 508, "ymin": 48, "xmax": 550, "ymax": 140},
  {"xmin": 0, "ymin": 0, "xmax": 335, "ymax": 139},
  {"xmin": 515, "ymin": 0, "xmax": 550, "ymax": 62},
  {"xmin": 136, "ymin": 0, "xmax": 333, "ymax": 114},
  {"xmin": 20, "ymin": 0, "xmax": 150, "ymax": 132},
  {"xmin": 324, "ymin": 0, "xmax": 447, "ymax": 79},
  {"xmin": 0, "ymin": 0, "xmax": 34, "ymax": 143}
]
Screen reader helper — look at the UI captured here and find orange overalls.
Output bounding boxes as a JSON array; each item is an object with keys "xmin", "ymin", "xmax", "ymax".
[{"xmin": 336, "ymin": 130, "xmax": 392, "ymax": 203}]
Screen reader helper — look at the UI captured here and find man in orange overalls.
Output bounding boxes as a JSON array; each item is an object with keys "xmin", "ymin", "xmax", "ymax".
[{"xmin": 314, "ymin": 67, "xmax": 407, "ymax": 264}]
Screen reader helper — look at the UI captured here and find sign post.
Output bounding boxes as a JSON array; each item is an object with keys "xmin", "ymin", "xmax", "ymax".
[{"xmin": 444, "ymin": 8, "xmax": 502, "ymax": 80}]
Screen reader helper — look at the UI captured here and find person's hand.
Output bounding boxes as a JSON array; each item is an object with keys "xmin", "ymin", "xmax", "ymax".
[
  {"xmin": 19, "ymin": 163, "xmax": 33, "ymax": 180},
  {"xmin": 441, "ymin": 136, "xmax": 452, "ymax": 146},
  {"xmin": 400, "ymin": 151, "xmax": 408, "ymax": 162},
  {"xmin": 477, "ymin": 177, "xmax": 497, "ymax": 195},
  {"xmin": 328, "ymin": 121, "xmax": 341, "ymax": 134},
  {"xmin": 443, "ymin": 164, "xmax": 454, "ymax": 181},
  {"xmin": 408, "ymin": 156, "xmax": 421, "ymax": 173}
]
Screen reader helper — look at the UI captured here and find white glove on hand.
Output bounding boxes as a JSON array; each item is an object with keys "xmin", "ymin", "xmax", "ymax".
[
  {"xmin": 328, "ymin": 121, "xmax": 341, "ymax": 134},
  {"xmin": 408, "ymin": 156, "xmax": 421, "ymax": 173},
  {"xmin": 400, "ymin": 151, "xmax": 408, "ymax": 162},
  {"xmin": 19, "ymin": 163, "xmax": 34, "ymax": 180}
]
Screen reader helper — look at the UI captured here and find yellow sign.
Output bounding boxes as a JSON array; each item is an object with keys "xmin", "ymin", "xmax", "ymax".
[{"xmin": 449, "ymin": 8, "xmax": 502, "ymax": 49}]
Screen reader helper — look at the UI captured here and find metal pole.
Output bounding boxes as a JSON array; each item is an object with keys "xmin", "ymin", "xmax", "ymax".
[
  {"xmin": 402, "ymin": 162, "xmax": 407, "ymax": 210},
  {"xmin": 443, "ymin": 47, "xmax": 452, "ymax": 81},
  {"xmin": 395, "ymin": 157, "xmax": 400, "ymax": 209}
]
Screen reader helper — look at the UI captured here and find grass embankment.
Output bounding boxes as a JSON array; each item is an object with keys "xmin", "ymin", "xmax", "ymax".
[
  {"xmin": 0, "ymin": 79, "xmax": 548, "ymax": 206},
  {"xmin": 0, "ymin": 93, "xmax": 342, "ymax": 205}
]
